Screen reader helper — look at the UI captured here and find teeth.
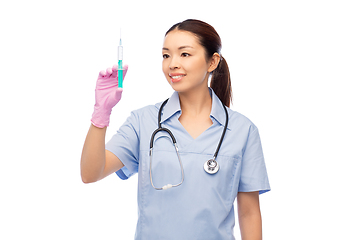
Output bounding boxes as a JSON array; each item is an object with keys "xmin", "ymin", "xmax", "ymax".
[{"xmin": 171, "ymin": 75, "xmax": 185, "ymax": 79}]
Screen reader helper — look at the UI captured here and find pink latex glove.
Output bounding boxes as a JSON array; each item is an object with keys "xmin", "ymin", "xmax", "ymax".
[{"xmin": 91, "ymin": 64, "xmax": 128, "ymax": 128}]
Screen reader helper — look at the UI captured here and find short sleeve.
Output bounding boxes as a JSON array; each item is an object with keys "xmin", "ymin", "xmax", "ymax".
[
  {"xmin": 105, "ymin": 111, "xmax": 140, "ymax": 180},
  {"xmin": 238, "ymin": 126, "xmax": 270, "ymax": 194}
]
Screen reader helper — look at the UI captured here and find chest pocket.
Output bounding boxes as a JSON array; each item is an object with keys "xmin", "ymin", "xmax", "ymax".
[{"xmin": 180, "ymin": 153, "xmax": 240, "ymax": 204}]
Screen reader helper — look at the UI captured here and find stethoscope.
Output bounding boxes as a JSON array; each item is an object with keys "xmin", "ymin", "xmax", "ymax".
[{"xmin": 149, "ymin": 98, "xmax": 229, "ymax": 190}]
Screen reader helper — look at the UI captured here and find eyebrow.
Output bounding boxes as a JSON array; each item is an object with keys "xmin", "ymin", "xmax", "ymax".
[{"xmin": 162, "ymin": 46, "xmax": 194, "ymax": 51}]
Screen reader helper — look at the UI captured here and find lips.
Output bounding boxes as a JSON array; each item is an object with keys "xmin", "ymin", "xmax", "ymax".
[{"xmin": 169, "ymin": 73, "xmax": 186, "ymax": 83}]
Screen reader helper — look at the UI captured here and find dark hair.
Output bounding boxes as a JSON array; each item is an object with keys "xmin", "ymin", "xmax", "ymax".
[{"xmin": 165, "ymin": 19, "xmax": 232, "ymax": 107}]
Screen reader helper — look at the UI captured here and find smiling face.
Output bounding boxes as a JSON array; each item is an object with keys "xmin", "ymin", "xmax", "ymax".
[{"xmin": 162, "ymin": 30, "xmax": 218, "ymax": 93}]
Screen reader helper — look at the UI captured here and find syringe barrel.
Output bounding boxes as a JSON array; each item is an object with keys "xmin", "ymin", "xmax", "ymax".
[{"xmin": 118, "ymin": 46, "xmax": 123, "ymax": 60}]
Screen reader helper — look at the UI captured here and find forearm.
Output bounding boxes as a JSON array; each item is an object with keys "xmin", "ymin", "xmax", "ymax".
[
  {"xmin": 239, "ymin": 211, "xmax": 262, "ymax": 240},
  {"xmin": 81, "ymin": 124, "xmax": 107, "ymax": 183}
]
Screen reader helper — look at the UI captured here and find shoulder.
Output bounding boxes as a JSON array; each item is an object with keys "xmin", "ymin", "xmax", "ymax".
[
  {"xmin": 132, "ymin": 101, "xmax": 163, "ymax": 114},
  {"xmin": 226, "ymin": 107, "xmax": 258, "ymax": 133},
  {"xmin": 127, "ymin": 101, "xmax": 164, "ymax": 121}
]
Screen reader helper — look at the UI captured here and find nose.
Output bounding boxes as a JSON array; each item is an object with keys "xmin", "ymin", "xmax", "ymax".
[{"xmin": 169, "ymin": 56, "xmax": 180, "ymax": 70}]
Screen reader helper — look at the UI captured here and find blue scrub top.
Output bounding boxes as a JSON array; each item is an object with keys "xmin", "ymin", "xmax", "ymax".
[{"xmin": 106, "ymin": 88, "xmax": 270, "ymax": 240}]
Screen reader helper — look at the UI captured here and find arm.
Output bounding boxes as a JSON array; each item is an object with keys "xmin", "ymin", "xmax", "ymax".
[
  {"xmin": 237, "ymin": 191, "xmax": 262, "ymax": 240},
  {"xmin": 80, "ymin": 65, "xmax": 128, "ymax": 183},
  {"xmin": 80, "ymin": 124, "xmax": 124, "ymax": 183}
]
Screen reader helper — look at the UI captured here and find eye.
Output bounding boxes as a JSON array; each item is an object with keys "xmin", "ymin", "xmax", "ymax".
[
  {"xmin": 163, "ymin": 53, "xmax": 170, "ymax": 59},
  {"xmin": 181, "ymin": 52, "xmax": 190, "ymax": 57}
]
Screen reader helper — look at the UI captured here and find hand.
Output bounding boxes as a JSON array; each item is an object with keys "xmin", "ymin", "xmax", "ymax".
[{"xmin": 91, "ymin": 64, "xmax": 128, "ymax": 128}]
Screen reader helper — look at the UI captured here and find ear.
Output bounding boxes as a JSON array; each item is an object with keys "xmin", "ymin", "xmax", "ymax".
[{"xmin": 207, "ymin": 53, "xmax": 221, "ymax": 73}]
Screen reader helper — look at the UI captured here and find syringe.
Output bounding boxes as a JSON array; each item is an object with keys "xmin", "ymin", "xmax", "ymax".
[{"xmin": 118, "ymin": 29, "xmax": 123, "ymax": 88}]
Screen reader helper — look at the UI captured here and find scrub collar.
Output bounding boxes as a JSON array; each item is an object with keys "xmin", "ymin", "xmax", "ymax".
[{"xmin": 160, "ymin": 87, "xmax": 231, "ymax": 130}]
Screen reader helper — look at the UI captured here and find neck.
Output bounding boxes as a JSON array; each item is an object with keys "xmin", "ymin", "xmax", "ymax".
[{"xmin": 178, "ymin": 86, "xmax": 212, "ymax": 117}]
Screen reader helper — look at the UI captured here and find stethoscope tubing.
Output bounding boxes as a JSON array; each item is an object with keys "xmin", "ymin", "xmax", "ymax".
[
  {"xmin": 213, "ymin": 101, "xmax": 229, "ymax": 160},
  {"xmin": 150, "ymin": 141, "xmax": 184, "ymax": 190},
  {"xmin": 149, "ymin": 97, "xmax": 228, "ymax": 190}
]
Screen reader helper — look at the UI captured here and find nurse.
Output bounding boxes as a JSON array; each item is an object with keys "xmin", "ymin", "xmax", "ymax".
[{"xmin": 81, "ymin": 19, "xmax": 270, "ymax": 240}]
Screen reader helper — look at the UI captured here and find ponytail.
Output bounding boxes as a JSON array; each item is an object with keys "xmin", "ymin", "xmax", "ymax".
[{"xmin": 210, "ymin": 56, "xmax": 232, "ymax": 108}]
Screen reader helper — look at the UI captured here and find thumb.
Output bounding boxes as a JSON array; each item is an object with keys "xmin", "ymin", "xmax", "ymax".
[
  {"xmin": 113, "ymin": 87, "xmax": 124, "ymax": 102},
  {"xmin": 106, "ymin": 87, "xmax": 123, "ymax": 109}
]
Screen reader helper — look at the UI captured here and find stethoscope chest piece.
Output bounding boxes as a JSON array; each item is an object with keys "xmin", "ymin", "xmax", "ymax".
[{"xmin": 204, "ymin": 159, "xmax": 219, "ymax": 174}]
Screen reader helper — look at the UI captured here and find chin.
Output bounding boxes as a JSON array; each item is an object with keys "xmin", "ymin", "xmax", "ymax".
[
  {"xmin": 169, "ymin": 85, "xmax": 184, "ymax": 93},
  {"xmin": 167, "ymin": 77, "xmax": 206, "ymax": 93}
]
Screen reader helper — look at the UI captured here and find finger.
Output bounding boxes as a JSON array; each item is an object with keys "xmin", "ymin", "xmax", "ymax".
[
  {"xmin": 106, "ymin": 67, "xmax": 113, "ymax": 77},
  {"xmin": 98, "ymin": 69, "xmax": 107, "ymax": 78},
  {"xmin": 110, "ymin": 65, "xmax": 118, "ymax": 78},
  {"xmin": 115, "ymin": 64, "xmax": 129, "ymax": 83},
  {"xmin": 122, "ymin": 64, "xmax": 129, "ymax": 79}
]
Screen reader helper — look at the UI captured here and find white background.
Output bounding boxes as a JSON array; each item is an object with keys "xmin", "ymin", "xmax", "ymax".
[{"xmin": 1, "ymin": 0, "xmax": 359, "ymax": 239}]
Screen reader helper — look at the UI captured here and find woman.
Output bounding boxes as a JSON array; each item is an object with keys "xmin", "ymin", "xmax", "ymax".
[{"xmin": 81, "ymin": 19, "xmax": 270, "ymax": 240}]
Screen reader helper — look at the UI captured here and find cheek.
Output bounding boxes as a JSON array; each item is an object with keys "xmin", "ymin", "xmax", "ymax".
[
  {"xmin": 187, "ymin": 59, "xmax": 209, "ymax": 78},
  {"xmin": 189, "ymin": 55, "xmax": 207, "ymax": 69},
  {"xmin": 162, "ymin": 62, "xmax": 171, "ymax": 84},
  {"xmin": 162, "ymin": 61, "xmax": 168, "ymax": 75}
]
